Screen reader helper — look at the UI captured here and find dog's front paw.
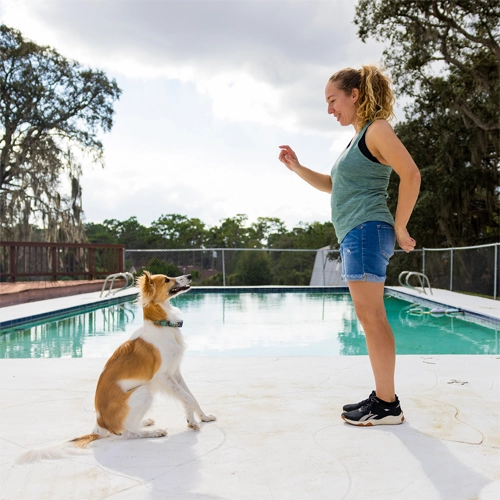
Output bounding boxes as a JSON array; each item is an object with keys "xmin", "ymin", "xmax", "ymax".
[
  {"xmin": 139, "ymin": 428, "xmax": 167, "ymax": 438},
  {"xmin": 187, "ymin": 420, "xmax": 200, "ymax": 431},
  {"xmin": 142, "ymin": 418, "xmax": 155, "ymax": 427},
  {"xmin": 201, "ymin": 414, "xmax": 217, "ymax": 422}
]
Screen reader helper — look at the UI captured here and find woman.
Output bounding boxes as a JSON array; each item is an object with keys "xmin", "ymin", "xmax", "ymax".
[{"xmin": 278, "ymin": 66, "xmax": 421, "ymax": 426}]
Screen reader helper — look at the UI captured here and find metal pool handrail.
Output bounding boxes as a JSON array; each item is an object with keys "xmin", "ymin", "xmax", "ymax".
[
  {"xmin": 398, "ymin": 271, "xmax": 433, "ymax": 295},
  {"xmin": 100, "ymin": 272, "xmax": 135, "ymax": 297}
]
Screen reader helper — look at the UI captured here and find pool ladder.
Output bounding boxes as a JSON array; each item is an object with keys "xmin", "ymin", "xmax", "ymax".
[
  {"xmin": 100, "ymin": 272, "xmax": 135, "ymax": 297},
  {"xmin": 398, "ymin": 271, "xmax": 433, "ymax": 295}
]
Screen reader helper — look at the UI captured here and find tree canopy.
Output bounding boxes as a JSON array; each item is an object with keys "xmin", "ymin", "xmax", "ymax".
[
  {"xmin": 85, "ymin": 213, "xmax": 338, "ymax": 287},
  {"xmin": 0, "ymin": 25, "xmax": 121, "ymax": 242},
  {"xmin": 356, "ymin": 0, "xmax": 499, "ymax": 246},
  {"xmin": 84, "ymin": 213, "xmax": 338, "ymax": 250}
]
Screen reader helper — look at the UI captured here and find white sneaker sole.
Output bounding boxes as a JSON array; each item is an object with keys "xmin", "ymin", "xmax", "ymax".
[{"xmin": 341, "ymin": 412, "xmax": 405, "ymax": 426}]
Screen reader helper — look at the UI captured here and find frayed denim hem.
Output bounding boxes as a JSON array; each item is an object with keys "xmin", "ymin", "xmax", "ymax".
[{"xmin": 342, "ymin": 273, "xmax": 386, "ymax": 283}]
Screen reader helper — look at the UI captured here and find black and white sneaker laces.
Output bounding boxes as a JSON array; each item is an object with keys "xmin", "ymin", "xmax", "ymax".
[{"xmin": 342, "ymin": 390, "xmax": 376, "ymax": 412}]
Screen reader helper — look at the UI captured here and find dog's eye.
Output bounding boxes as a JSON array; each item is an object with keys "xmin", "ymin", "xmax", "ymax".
[{"xmin": 165, "ymin": 278, "xmax": 170, "ymax": 283}]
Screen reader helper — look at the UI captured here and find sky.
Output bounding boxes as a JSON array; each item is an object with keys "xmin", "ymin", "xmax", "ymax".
[{"xmin": 0, "ymin": 0, "xmax": 396, "ymax": 231}]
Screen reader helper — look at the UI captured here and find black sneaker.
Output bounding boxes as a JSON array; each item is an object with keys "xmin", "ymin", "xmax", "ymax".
[
  {"xmin": 341, "ymin": 394, "xmax": 404, "ymax": 426},
  {"xmin": 342, "ymin": 390, "xmax": 376, "ymax": 412}
]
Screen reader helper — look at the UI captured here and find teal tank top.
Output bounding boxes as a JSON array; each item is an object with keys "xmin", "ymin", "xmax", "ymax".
[{"xmin": 330, "ymin": 121, "xmax": 394, "ymax": 243}]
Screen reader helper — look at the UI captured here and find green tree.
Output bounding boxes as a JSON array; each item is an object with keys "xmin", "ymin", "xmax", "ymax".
[
  {"xmin": 206, "ymin": 214, "xmax": 252, "ymax": 248},
  {"xmin": 228, "ymin": 251, "xmax": 274, "ymax": 285},
  {"xmin": 272, "ymin": 221, "xmax": 338, "ymax": 249},
  {"xmin": 271, "ymin": 251, "xmax": 315, "ymax": 285},
  {"xmin": 355, "ymin": 0, "xmax": 500, "ymax": 246},
  {"xmin": 0, "ymin": 25, "xmax": 121, "ymax": 242},
  {"xmin": 199, "ymin": 272, "xmax": 224, "ymax": 286},
  {"xmin": 142, "ymin": 257, "xmax": 181, "ymax": 277},
  {"xmin": 84, "ymin": 222, "xmax": 118, "ymax": 244},
  {"xmin": 150, "ymin": 213, "xmax": 207, "ymax": 248},
  {"xmin": 101, "ymin": 217, "xmax": 152, "ymax": 248},
  {"xmin": 249, "ymin": 217, "xmax": 287, "ymax": 248}
]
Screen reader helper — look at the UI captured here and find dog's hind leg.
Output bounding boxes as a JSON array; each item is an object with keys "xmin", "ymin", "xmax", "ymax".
[
  {"xmin": 176, "ymin": 373, "xmax": 217, "ymax": 423},
  {"xmin": 157, "ymin": 375, "xmax": 200, "ymax": 430},
  {"xmin": 92, "ymin": 421, "xmax": 110, "ymax": 437},
  {"xmin": 123, "ymin": 385, "xmax": 167, "ymax": 439}
]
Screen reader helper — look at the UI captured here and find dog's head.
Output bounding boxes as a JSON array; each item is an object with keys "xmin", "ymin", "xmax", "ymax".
[{"xmin": 137, "ymin": 271, "xmax": 192, "ymax": 307}]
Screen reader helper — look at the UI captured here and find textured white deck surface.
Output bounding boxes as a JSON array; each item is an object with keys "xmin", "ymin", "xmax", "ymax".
[
  {"xmin": 1, "ymin": 288, "xmax": 499, "ymax": 499},
  {"xmin": 1, "ymin": 355, "xmax": 499, "ymax": 500}
]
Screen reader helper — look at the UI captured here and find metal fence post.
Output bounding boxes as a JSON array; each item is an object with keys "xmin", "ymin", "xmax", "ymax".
[
  {"xmin": 494, "ymin": 244, "xmax": 498, "ymax": 300},
  {"xmin": 222, "ymin": 249, "xmax": 226, "ymax": 287},
  {"xmin": 450, "ymin": 248, "xmax": 454, "ymax": 291},
  {"xmin": 422, "ymin": 248, "xmax": 425, "ymax": 276},
  {"xmin": 322, "ymin": 249, "xmax": 326, "ymax": 285}
]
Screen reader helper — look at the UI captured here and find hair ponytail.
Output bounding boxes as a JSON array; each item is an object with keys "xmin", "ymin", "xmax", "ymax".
[{"xmin": 329, "ymin": 65, "xmax": 395, "ymax": 129}]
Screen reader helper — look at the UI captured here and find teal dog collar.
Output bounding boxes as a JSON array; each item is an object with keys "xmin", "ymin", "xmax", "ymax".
[{"xmin": 155, "ymin": 320, "xmax": 183, "ymax": 328}]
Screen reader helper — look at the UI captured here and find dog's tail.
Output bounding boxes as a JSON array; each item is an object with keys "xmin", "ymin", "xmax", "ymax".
[{"xmin": 14, "ymin": 433, "xmax": 104, "ymax": 465}]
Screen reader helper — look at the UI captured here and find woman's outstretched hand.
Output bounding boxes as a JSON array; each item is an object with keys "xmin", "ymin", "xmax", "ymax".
[
  {"xmin": 396, "ymin": 226, "xmax": 416, "ymax": 253},
  {"xmin": 278, "ymin": 145, "xmax": 300, "ymax": 172}
]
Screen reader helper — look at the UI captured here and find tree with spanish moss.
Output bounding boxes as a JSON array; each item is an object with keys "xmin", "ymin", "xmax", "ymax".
[
  {"xmin": 355, "ymin": 0, "xmax": 499, "ymax": 246},
  {"xmin": 0, "ymin": 25, "xmax": 121, "ymax": 242}
]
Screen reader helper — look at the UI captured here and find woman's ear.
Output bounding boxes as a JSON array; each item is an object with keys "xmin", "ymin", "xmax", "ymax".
[{"xmin": 351, "ymin": 88, "xmax": 359, "ymax": 104}]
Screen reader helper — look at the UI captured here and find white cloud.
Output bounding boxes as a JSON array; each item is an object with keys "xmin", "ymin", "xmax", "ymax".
[
  {"xmin": 1, "ymin": 0, "xmax": 386, "ymax": 135},
  {"xmin": 0, "ymin": 0, "xmax": 393, "ymax": 230},
  {"xmin": 196, "ymin": 72, "xmax": 284, "ymax": 126}
]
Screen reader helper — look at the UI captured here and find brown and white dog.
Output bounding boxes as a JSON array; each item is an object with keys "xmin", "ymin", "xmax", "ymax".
[{"xmin": 16, "ymin": 272, "xmax": 216, "ymax": 464}]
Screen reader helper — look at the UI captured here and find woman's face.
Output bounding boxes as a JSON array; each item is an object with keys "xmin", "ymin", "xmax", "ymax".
[{"xmin": 325, "ymin": 81, "xmax": 359, "ymax": 127}]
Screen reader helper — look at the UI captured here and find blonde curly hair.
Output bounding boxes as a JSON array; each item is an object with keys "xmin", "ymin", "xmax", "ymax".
[{"xmin": 328, "ymin": 65, "xmax": 395, "ymax": 130}]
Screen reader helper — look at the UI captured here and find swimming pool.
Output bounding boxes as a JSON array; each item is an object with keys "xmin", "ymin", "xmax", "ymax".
[{"xmin": 0, "ymin": 292, "xmax": 498, "ymax": 358}]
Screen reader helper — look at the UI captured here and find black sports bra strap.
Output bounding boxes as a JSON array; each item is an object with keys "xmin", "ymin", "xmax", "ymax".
[{"xmin": 358, "ymin": 128, "xmax": 381, "ymax": 164}]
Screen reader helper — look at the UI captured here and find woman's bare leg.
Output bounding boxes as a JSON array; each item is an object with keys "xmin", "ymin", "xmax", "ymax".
[{"xmin": 347, "ymin": 281, "xmax": 396, "ymax": 403}]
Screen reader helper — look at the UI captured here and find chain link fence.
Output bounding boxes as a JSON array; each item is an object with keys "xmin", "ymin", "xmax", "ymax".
[
  {"xmin": 125, "ymin": 243, "xmax": 499, "ymax": 299},
  {"xmin": 421, "ymin": 243, "xmax": 498, "ymax": 299}
]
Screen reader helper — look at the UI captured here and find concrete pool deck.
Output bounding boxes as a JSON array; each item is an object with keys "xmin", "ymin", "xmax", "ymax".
[
  {"xmin": 1, "ymin": 355, "xmax": 499, "ymax": 499},
  {"xmin": 0, "ymin": 288, "xmax": 499, "ymax": 499}
]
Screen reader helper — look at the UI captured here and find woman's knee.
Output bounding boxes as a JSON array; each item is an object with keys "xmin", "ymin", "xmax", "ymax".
[{"xmin": 355, "ymin": 307, "xmax": 388, "ymax": 329}]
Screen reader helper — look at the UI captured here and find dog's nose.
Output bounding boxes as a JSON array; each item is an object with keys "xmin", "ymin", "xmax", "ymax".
[{"xmin": 187, "ymin": 274, "xmax": 192, "ymax": 280}]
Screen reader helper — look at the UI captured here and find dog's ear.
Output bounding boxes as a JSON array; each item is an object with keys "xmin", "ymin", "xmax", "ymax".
[{"xmin": 137, "ymin": 271, "xmax": 155, "ymax": 306}]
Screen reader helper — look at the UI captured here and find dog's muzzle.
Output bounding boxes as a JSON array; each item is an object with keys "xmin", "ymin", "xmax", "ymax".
[{"xmin": 169, "ymin": 274, "xmax": 192, "ymax": 295}]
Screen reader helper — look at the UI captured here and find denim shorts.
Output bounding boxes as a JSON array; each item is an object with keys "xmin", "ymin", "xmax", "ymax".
[{"xmin": 340, "ymin": 221, "xmax": 396, "ymax": 283}]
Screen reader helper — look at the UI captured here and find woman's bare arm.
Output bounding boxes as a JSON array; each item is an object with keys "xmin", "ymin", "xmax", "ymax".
[
  {"xmin": 278, "ymin": 145, "xmax": 332, "ymax": 193},
  {"xmin": 366, "ymin": 120, "xmax": 421, "ymax": 253}
]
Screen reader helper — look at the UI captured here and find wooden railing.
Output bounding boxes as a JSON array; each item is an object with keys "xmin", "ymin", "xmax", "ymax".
[{"xmin": 0, "ymin": 242, "xmax": 126, "ymax": 282}]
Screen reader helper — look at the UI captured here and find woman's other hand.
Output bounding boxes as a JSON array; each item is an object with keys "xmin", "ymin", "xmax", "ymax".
[{"xmin": 396, "ymin": 226, "xmax": 416, "ymax": 253}]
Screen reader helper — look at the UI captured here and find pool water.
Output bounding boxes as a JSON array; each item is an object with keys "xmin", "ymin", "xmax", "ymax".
[{"xmin": 0, "ymin": 293, "xmax": 498, "ymax": 358}]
